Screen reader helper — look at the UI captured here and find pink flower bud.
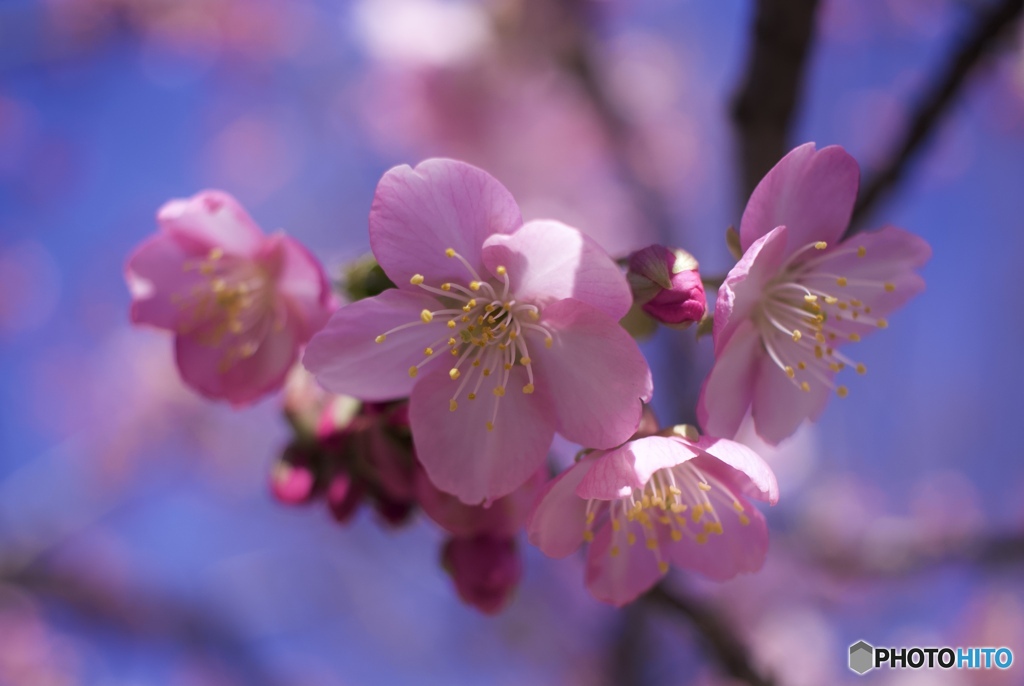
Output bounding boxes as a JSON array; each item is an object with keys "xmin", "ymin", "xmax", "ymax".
[
  {"xmin": 441, "ymin": 535, "xmax": 522, "ymax": 615},
  {"xmin": 627, "ymin": 245, "xmax": 706, "ymax": 326},
  {"xmin": 326, "ymin": 470, "xmax": 364, "ymax": 523},
  {"xmin": 269, "ymin": 446, "xmax": 318, "ymax": 505}
]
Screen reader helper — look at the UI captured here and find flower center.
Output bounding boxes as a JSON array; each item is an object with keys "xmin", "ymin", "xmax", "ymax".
[
  {"xmin": 374, "ymin": 248, "xmax": 555, "ymax": 432},
  {"xmin": 756, "ymin": 240, "xmax": 895, "ymax": 398},
  {"xmin": 175, "ymin": 247, "xmax": 277, "ymax": 371},
  {"xmin": 582, "ymin": 461, "xmax": 749, "ymax": 573}
]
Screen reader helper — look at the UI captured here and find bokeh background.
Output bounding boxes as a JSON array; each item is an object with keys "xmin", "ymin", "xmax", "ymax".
[{"xmin": 2, "ymin": 0, "xmax": 1023, "ymax": 684}]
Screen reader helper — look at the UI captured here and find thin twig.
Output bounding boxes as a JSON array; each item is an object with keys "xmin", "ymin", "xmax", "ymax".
[
  {"xmin": 646, "ymin": 584, "xmax": 777, "ymax": 686},
  {"xmin": 849, "ymin": 0, "xmax": 1024, "ymax": 232},
  {"xmin": 732, "ymin": 0, "xmax": 822, "ymax": 200}
]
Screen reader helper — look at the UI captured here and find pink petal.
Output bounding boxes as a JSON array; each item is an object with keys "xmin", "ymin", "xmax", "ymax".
[
  {"xmin": 714, "ymin": 226, "xmax": 789, "ymax": 351},
  {"xmin": 585, "ymin": 522, "xmax": 665, "ymax": 607},
  {"xmin": 665, "ymin": 495, "xmax": 769, "ymax": 581},
  {"xmin": 697, "ymin": 321, "xmax": 761, "ymax": 440},
  {"xmin": 418, "ymin": 465, "xmax": 546, "ymax": 538},
  {"xmin": 176, "ymin": 322, "xmax": 298, "ymax": 406},
  {"xmin": 576, "ymin": 437, "xmax": 699, "ymax": 501},
  {"xmin": 260, "ymin": 233, "xmax": 332, "ymax": 341},
  {"xmin": 692, "ymin": 437, "xmax": 779, "ymax": 504},
  {"xmin": 481, "ymin": 220, "xmax": 632, "ymax": 319},
  {"xmin": 526, "ymin": 458, "xmax": 595, "ymax": 559},
  {"xmin": 369, "ymin": 159, "xmax": 522, "ymax": 289},
  {"xmin": 410, "ymin": 365, "xmax": 557, "ymax": 504},
  {"xmin": 531, "ymin": 299, "xmax": 652, "ymax": 449},
  {"xmin": 157, "ymin": 190, "xmax": 265, "ymax": 257},
  {"xmin": 303, "ymin": 289, "xmax": 451, "ymax": 402},
  {"xmin": 750, "ymin": 354, "xmax": 831, "ymax": 445},
  {"xmin": 739, "ymin": 143, "xmax": 859, "ymax": 256},
  {"xmin": 125, "ymin": 232, "xmax": 205, "ymax": 331}
]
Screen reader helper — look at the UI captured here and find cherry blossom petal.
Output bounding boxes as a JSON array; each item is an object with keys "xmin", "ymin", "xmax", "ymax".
[
  {"xmin": 530, "ymin": 299, "xmax": 652, "ymax": 449},
  {"xmin": 576, "ymin": 437, "xmax": 698, "ymax": 500},
  {"xmin": 410, "ymin": 365, "xmax": 557, "ymax": 504},
  {"xmin": 665, "ymin": 496, "xmax": 769, "ymax": 581},
  {"xmin": 698, "ymin": 320, "xmax": 762, "ymax": 440},
  {"xmin": 526, "ymin": 458, "xmax": 597, "ymax": 558},
  {"xmin": 693, "ymin": 437, "xmax": 779, "ymax": 504},
  {"xmin": 157, "ymin": 190, "xmax": 264, "ymax": 256},
  {"xmin": 176, "ymin": 323, "xmax": 298, "ymax": 406},
  {"xmin": 739, "ymin": 143, "xmax": 859, "ymax": 255},
  {"xmin": 585, "ymin": 522, "xmax": 665, "ymax": 607},
  {"xmin": 750, "ymin": 355, "xmax": 831, "ymax": 445},
  {"xmin": 714, "ymin": 225, "xmax": 789, "ymax": 351},
  {"xmin": 126, "ymin": 232, "xmax": 205, "ymax": 331},
  {"xmin": 369, "ymin": 159, "xmax": 522, "ymax": 289},
  {"xmin": 481, "ymin": 220, "xmax": 632, "ymax": 319},
  {"xmin": 260, "ymin": 233, "xmax": 332, "ymax": 340},
  {"xmin": 303, "ymin": 289, "xmax": 451, "ymax": 402}
]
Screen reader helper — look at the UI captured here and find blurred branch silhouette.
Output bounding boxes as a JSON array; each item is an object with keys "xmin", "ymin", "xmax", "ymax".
[
  {"xmin": 732, "ymin": 0, "xmax": 822, "ymax": 200},
  {"xmin": 2, "ymin": 562, "xmax": 286, "ymax": 686},
  {"xmin": 850, "ymin": 0, "xmax": 1024, "ymax": 231},
  {"xmin": 647, "ymin": 584, "xmax": 778, "ymax": 686}
]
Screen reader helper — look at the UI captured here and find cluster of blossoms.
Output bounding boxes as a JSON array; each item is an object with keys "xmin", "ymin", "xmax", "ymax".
[{"xmin": 126, "ymin": 143, "xmax": 929, "ymax": 610}]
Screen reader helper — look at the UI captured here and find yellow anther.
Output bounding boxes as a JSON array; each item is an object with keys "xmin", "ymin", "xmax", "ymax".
[
  {"xmin": 814, "ymin": 345, "xmax": 823, "ymax": 359},
  {"xmin": 877, "ymin": 318, "xmax": 888, "ymax": 329},
  {"xmin": 824, "ymin": 296, "xmax": 838, "ymax": 305},
  {"xmin": 469, "ymin": 281, "xmax": 481, "ymax": 291},
  {"xmin": 424, "ymin": 347, "xmax": 434, "ymax": 356},
  {"xmin": 522, "ymin": 383, "xmax": 535, "ymax": 394},
  {"xmin": 706, "ymin": 522, "xmax": 723, "ymax": 535},
  {"xmin": 657, "ymin": 561, "xmax": 669, "ymax": 574},
  {"xmin": 829, "ymin": 363, "xmax": 842, "ymax": 372},
  {"xmin": 838, "ymin": 302, "xmax": 848, "ymax": 310},
  {"xmin": 451, "ymin": 348, "xmax": 459, "ymax": 356},
  {"xmin": 864, "ymin": 306, "xmax": 872, "ymax": 314},
  {"xmin": 696, "ymin": 533, "xmax": 708, "ymax": 545},
  {"xmin": 503, "ymin": 363, "xmax": 512, "ymax": 371},
  {"xmin": 408, "ymin": 366, "xmax": 418, "ymax": 378},
  {"xmin": 792, "ymin": 330, "xmax": 803, "ymax": 342},
  {"xmin": 857, "ymin": 246, "xmax": 867, "ymax": 258},
  {"xmin": 493, "ymin": 386, "xmax": 505, "ymax": 397},
  {"xmin": 519, "ymin": 357, "xmax": 531, "ymax": 366},
  {"xmin": 800, "ymin": 381, "xmax": 811, "ymax": 392},
  {"xmin": 645, "ymin": 538, "xmax": 657, "ymax": 550},
  {"xmin": 836, "ymin": 277, "xmax": 848, "ymax": 287},
  {"xmin": 440, "ymin": 283, "xmax": 451, "ymax": 291},
  {"xmin": 785, "ymin": 366, "xmax": 795, "ymax": 379},
  {"xmin": 668, "ymin": 486, "xmax": 682, "ymax": 495},
  {"xmin": 610, "ymin": 546, "xmax": 620, "ymax": 558},
  {"xmin": 849, "ymin": 333, "xmax": 861, "ymax": 342},
  {"xmin": 697, "ymin": 482, "xmax": 712, "ymax": 492},
  {"xmin": 798, "ymin": 362, "xmax": 807, "ymax": 370},
  {"xmin": 485, "ymin": 421, "xmax": 494, "ymax": 432},
  {"xmin": 739, "ymin": 514, "xmax": 751, "ymax": 526},
  {"xmin": 836, "ymin": 385, "xmax": 849, "ymax": 398},
  {"xmin": 460, "ymin": 315, "xmax": 469, "ymax": 323},
  {"xmin": 884, "ymin": 282, "xmax": 896, "ymax": 292},
  {"xmin": 611, "ymin": 518, "xmax": 621, "ymax": 531},
  {"xmin": 509, "ymin": 331, "xmax": 518, "ymax": 340},
  {"xmin": 528, "ymin": 310, "xmax": 539, "ymax": 321},
  {"xmin": 496, "ymin": 265, "xmax": 507, "ymax": 276},
  {"xmin": 856, "ymin": 363, "xmax": 867, "ymax": 375},
  {"xmin": 804, "ymin": 294, "xmax": 818, "ymax": 303},
  {"xmin": 448, "ymin": 337, "xmax": 456, "ymax": 346},
  {"xmin": 472, "ymin": 359, "xmax": 480, "ymax": 367},
  {"xmin": 445, "ymin": 248, "xmax": 456, "ymax": 258},
  {"xmin": 691, "ymin": 505, "xmax": 704, "ymax": 521},
  {"xmin": 732, "ymin": 501, "xmax": 744, "ymax": 512},
  {"xmin": 627, "ymin": 533, "xmax": 637, "ymax": 545},
  {"xmin": 449, "ymin": 369, "xmax": 460, "ymax": 380},
  {"xmin": 670, "ymin": 503, "xmax": 686, "ymax": 513},
  {"xmin": 467, "ymin": 393, "xmax": 477, "ymax": 400},
  {"xmin": 447, "ymin": 320, "xmax": 456, "ymax": 329},
  {"xmin": 410, "ymin": 274, "xmax": 425, "ymax": 285},
  {"xmin": 482, "ymin": 369, "xmax": 491, "ymax": 377},
  {"xmin": 545, "ymin": 337, "xmax": 553, "ymax": 349},
  {"xmin": 670, "ymin": 530, "xmax": 683, "ymax": 542},
  {"xmin": 583, "ymin": 530, "xmax": 594, "ymax": 543},
  {"xmin": 814, "ymin": 241, "xmax": 827, "ymax": 250},
  {"xmin": 851, "ymin": 299, "xmax": 863, "ymax": 307},
  {"xmin": 375, "ymin": 334, "xmax": 386, "ymax": 344},
  {"xmin": 449, "ymin": 399, "xmax": 458, "ymax": 412}
]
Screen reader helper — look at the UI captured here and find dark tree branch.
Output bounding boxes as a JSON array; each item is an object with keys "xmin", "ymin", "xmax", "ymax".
[
  {"xmin": 646, "ymin": 584, "xmax": 777, "ymax": 686},
  {"xmin": 3, "ymin": 564, "xmax": 288, "ymax": 686},
  {"xmin": 850, "ymin": 0, "xmax": 1024, "ymax": 232},
  {"xmin": 732, "ymin": 0, "xmax": 822, "ymax": 200}
]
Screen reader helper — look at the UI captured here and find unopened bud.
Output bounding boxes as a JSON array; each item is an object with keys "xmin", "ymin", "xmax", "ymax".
[
  {"xmin": 627, "ymin": 245, "xmax": 706, "ymax": 327},
  {"xmin": 326, "ymin": 471, "xmax": 364, "ymax": 523},
  {"xmin": 441, "ymin": 535, "xmax": 522, "ymax": 615},
  {"xmin": 270, "ymin": 445, "xmax": 318, "ymax": 505}
]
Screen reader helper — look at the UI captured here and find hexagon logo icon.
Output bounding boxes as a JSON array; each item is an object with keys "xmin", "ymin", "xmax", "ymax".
[{"xmin": 849, "ymin": 640, "xmax": 874, "ymax": 675}]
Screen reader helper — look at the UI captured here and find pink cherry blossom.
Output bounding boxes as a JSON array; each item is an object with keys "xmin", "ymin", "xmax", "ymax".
[
  {"xmin": 126, "ymin": 191, "xmax": 333, "ymax": 405},
  {"xmin": 528, "ymin": 427, "xmax": 778, "ymax": 607},
  {"xmin": 304, "ymin": 159, "xmax": 653, "ymax": 504},
  {"xmin": 698, "ymin": 143, "xmax": 931, "ymax": 445}
]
